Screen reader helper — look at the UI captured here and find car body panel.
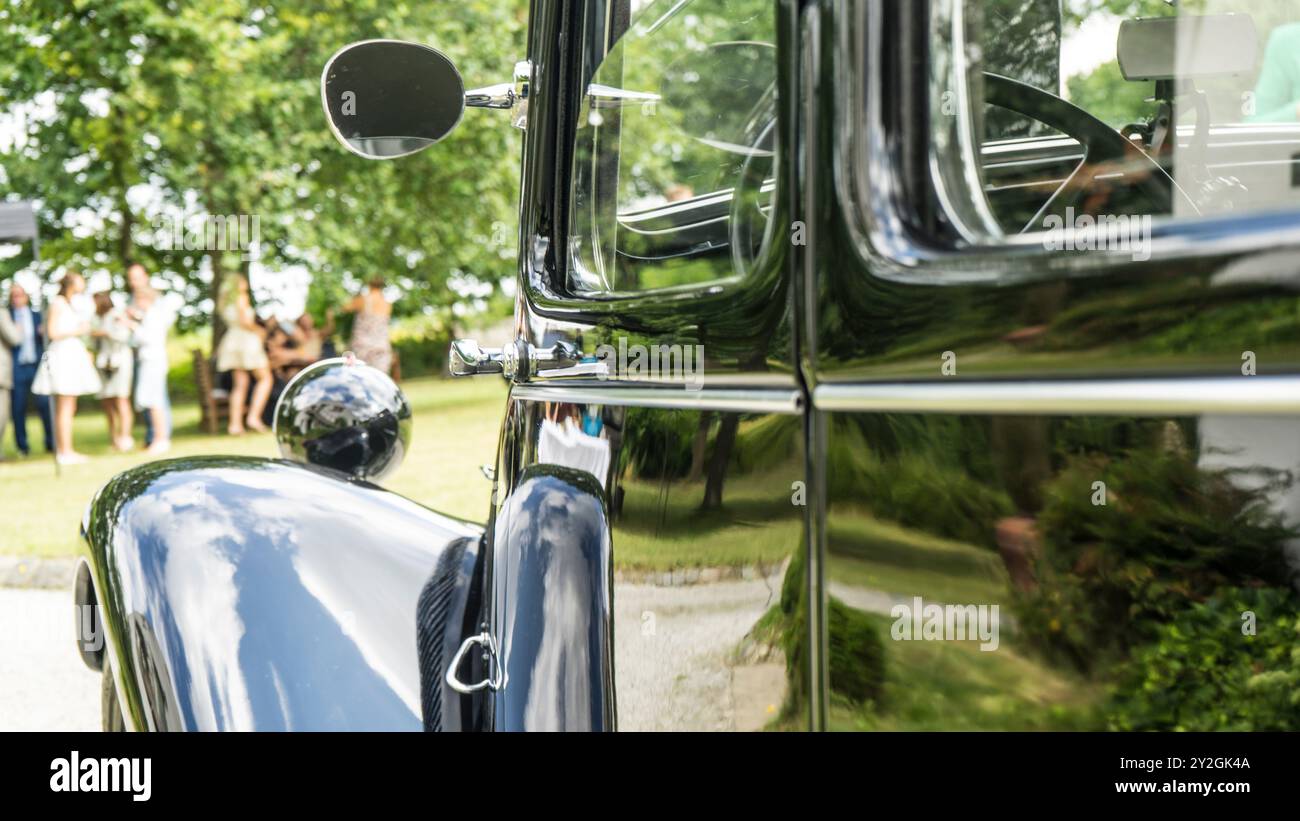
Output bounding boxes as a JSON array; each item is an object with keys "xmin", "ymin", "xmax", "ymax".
[{"xmin": 80, "ymin": 456, "xmax": 481, "ymax": 731}]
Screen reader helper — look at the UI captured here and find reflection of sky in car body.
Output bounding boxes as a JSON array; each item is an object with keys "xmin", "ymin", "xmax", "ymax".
[{"xmin": 107, "ymin": 462, "xmax": 479, "ymax": 729}]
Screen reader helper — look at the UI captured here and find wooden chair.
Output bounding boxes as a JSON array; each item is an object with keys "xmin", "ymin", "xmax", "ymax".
[{"xmin": 193, "ymin": 349, "xmax": 230, "ymax": 435}]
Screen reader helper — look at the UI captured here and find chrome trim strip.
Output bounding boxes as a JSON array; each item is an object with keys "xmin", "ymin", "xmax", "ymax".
[
  {"xmin": 814, "ymin": 377, "xmax": 1300, "ymax": 416},
  {"xmin": 511, "ymin": 383, "xmax": 804, "ymax": 414}
]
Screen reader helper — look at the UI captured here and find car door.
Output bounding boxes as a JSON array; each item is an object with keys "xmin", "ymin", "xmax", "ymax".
[
  {"xmin": 474, "ymin": 0, "xmax": 813, "ymax": 731},
  {"xmin": 807, "ymin": 0, "xmax": 1300, "ymax": 731}
]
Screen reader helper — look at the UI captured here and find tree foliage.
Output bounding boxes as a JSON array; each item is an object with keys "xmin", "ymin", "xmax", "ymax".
[{"xmin": 0, "ymin": 0, "xmax": 525, "ymax": 330}]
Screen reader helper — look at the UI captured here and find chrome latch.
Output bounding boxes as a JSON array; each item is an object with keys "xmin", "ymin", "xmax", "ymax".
[
  {"xmin": 445, "ymin": 631, "xmax": 506, "ymax": 694},
  {"xmin": 448, "ymin": 338, "xmax": 522, "ymax": 379},
  {"xmin": 449, "ymin": 337, "xmax": 607, "ymax": 382}
]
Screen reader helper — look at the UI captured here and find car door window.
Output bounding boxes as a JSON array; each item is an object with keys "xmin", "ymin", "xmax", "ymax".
[
  {"xmin": 942, "ymin": 0, "xmax": 1300, "ymax": 238},
  {"xmin": 567, "ymin": 0, "xmax": 777, "ymax": 294}
]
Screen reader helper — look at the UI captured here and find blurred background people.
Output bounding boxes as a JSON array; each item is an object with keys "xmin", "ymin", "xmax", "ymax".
[
  {"xmin": 343, "ymin": 277, "xmax": 393, "ymax": 375},
  {"xmin": 127, "ymin": 262, "xmax": 174, "ymax": 455},
  {"xmin": 215, "ymin": 273, "xmax": 271, "ymax": 434},
  {"xmin": 296, "ymin": 310, "xmax": 336, "ymax": 361},
  {"xmin": 32, "ymin": 271, "xmax": 102, "ymax": 465},
  {"xmin": 7, "ymin": 283, "xmax": 53, "ymax": 456},
  {"xmin": 0, "ymin": 301, "xmax": 18, "ymax": 461},
  {"xmin": 91, "ymin": 290, "xmax": 135, "ymax": 452},
  {"xmin": 267, "ymin": 310, "xmax": 335, "ymax": 381}
]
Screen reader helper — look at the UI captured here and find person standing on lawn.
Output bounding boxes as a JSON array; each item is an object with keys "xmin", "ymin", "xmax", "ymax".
[
  {"xmin": 127, "ymin": 262, "xmax": 174, "ymax": 455},
  {"xmin": 215, "ymin": 272, "xmax": 271, "ymax": 434},
  {"xmin": 91, "ymin": 290, "xmax": 136, "ymax": 451},
  {"xmin": 31, "ymin": 270, "xmax": 102, "ymax": 465},
  {"xmin": 343, "ymin": 276, "xmax": 393, "ymax": 375},
  {"xmin": 0, "ymin": 296, "xmax": 20, "ymax": 460},
  {"xmin": 7, "ymin": 282, "xmax": 54, "ymax": 456}
]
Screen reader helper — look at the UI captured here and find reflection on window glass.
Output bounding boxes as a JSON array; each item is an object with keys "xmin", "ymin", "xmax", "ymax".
[
  {"xmin": 569, "ymin": 0, "xmax": 776, "ymax": 294},
  {"xmin": 952, "ymin": 0, "xmax": 1300, "ymax": 236},
  {"xmin": 825, "ymin": 411, "xmax": 1300, "ymax": 731}
]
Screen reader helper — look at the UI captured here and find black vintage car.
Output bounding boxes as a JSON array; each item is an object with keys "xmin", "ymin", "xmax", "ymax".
[{"xmin": 78, "ymin": 0, "xmax": 1300, "ymax": 731}]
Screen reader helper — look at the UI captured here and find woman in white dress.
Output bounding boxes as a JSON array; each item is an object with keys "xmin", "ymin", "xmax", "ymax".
[
  {"xmin": 91, "ymin": 290, "xmax": 135, "ymax": 452},
  {"xmin": 33, "ymin": 271, "xmax": 102, "ymax": 465},
  {"xmin": 215, "ymin": 273, "xmax": 271, "ymax": 434}
]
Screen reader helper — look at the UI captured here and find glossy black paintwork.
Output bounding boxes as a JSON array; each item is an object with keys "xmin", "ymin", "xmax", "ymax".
[
  {"xmin": 472, "ymin": 0, "xmax": 810, "ymax": 730},
  {"xmin": 518, "ymin": 0, "xmax": 800, "ymax": 382},
  {"xmin": 815, "ymin": 1, "xmax": 1300, "ymax": 383},
  {"xmin": 488, "ymin": 0, "xmax": 1300, "ymax": 733},
  {"xmin": 816, "ymin": 411, "xmax": 1300, "ymax": 730},
  {"xmin": 802, "ymin": 1, "xmax": 1300, "ymax": 732},
  {"xmin": 488, "ymin": 463, "xmax": 614, "ymax": 731},
  {"xmin": 485, "ymin": 394, "xmax": 808, "ymax": 730},
  {"xmin": 82, "ymin": 457, "xmax": 481, "ymax": 730}
]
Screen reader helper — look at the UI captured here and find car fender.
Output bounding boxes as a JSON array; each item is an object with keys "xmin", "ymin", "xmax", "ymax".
[{"xmin": 78, "ymin": 456, "xmax": 483, "ymax": 731}]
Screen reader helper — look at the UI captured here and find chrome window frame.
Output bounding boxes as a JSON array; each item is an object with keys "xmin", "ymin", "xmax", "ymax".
[{"xmin": 531, "ymin": 0, "xmax": 787, "ymax": 313}]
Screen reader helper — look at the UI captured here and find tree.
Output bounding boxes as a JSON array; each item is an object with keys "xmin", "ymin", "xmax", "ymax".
[{"xmin": 0, "ymin": 0, "xmax": 525, "ymax": 334}]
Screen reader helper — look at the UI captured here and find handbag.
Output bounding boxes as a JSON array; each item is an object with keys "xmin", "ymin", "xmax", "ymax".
[{"xmin": 30, "ymin": 351, "xmax": 53, "ymax": 396}]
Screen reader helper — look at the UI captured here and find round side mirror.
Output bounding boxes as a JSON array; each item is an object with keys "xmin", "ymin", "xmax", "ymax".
[{"xmin": 320, "ymin": 39, "xmax": 465, "ymax": 159}]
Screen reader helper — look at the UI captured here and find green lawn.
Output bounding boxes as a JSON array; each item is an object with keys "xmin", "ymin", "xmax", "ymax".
[
  {"xmin": 612, "ymin": 456, "xmax": 804, "ymax": 571},
  {"xmin": 0, "ymin": 376, "xmax": 507, "ymax": 557},
  {"xmin": 827, "ymin": 512, "xmax": 1011, "ymax": 606},
  {"xmin": 828, "ymin": 612, "xmax": 1104, "ymax": 731}
]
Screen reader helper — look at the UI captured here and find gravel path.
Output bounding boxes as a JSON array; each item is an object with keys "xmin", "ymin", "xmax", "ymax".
[
  {"xmin": 613, "ymin": 572, "xmax": 788, "ymax": 732},
  {"xmin": 0, "ymin": 588, "xmax": 101, "ymax": 732}
]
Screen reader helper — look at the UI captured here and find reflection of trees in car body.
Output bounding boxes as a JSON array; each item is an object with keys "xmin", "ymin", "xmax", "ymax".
[{"xmin": 613, "ymin": 0, "xmax": 774, "ymax": 203}]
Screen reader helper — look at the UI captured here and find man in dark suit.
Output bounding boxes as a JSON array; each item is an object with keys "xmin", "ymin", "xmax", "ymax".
[{"xmin": 8, "ymin": 282, "xmax": 53, "ymax": 456}]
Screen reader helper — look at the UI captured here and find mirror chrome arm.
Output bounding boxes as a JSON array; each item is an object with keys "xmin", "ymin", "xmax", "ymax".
[
  {"xmin": 464, "ymin": 83, "xmax": 516, "ymax": 109},
  {"xmin": 465, "ymin": 60, "xmax": 532, "ymax": 128}
]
